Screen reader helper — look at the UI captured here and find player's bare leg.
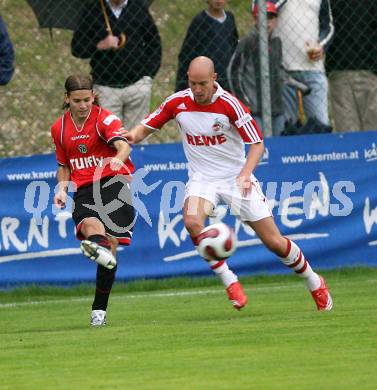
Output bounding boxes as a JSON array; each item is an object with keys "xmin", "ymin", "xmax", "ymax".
[
  {"xmin": 108, "ymin": 236, "xmax": 118, "ymax": 258},
  {"xmin": 247, "ymin": 216, "xmax": 333, "ymax": 311},
  {"xmin": 184, "ymin": 196, "xmax": 247, "ymax": 310}
]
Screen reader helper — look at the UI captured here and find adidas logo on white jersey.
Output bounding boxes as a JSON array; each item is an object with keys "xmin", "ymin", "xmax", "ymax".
[{"xmin": 177, "ymin": 103, "xmax": 187, "ymax": 110}]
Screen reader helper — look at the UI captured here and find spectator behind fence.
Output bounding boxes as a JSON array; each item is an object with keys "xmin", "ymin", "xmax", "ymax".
[
  {"xmin": 228, "ymin": 2, "xmax": 285, "ymax": 136},
  {"xmin": 326, "ymin": 1, "xmax": 377, "ymax": 132},
  {"xmin": 269, "ymin": 0, "xmax": 334, "ymax": 129},
  {"xmin": 71, "ymin": 0, "xmax": 161, "ymax": 130},
  {"xmin": 0, "ymin": 15, "xmax": 14, "ymax": 86},
  {"xmin": 175, "ymin": 0, "xmax": 238, "ymax": 92}
]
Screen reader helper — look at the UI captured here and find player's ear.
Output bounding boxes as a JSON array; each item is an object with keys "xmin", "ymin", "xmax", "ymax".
[
  {"xmin": 64, "ymin": 92, "xmax": 69, "ymax": 105},
  {"xmin": 213, "ymin": 72, "xmax": 218, "ymax": 81}
]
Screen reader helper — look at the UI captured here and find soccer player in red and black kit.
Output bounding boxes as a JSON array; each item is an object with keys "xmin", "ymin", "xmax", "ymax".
[{"xmin": 51, "ymin": 74, "xmax": 135, "ymax": 326}]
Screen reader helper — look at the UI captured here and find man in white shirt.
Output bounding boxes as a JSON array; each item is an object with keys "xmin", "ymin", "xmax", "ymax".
[
  {"xmin": 123, "ymin": 56, "xmax": 333, "ymax": 312},
  {"xmin": 272, "ymin": 0, "xmax": 334, "ymax": 127}
]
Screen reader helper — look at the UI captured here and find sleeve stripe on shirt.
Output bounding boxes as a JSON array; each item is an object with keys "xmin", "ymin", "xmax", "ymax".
[
  {"xmin": 95, "ymin": 108, "xmax": 108, "ymax": 142},
  {"xmin": 222, "ymin": 91, "xmax": 250, "ymax": 121},
  {"xmin": 60, "ymin": 116, "xmax": 65, "ymax": 145},
  {"xmin": 144, "ymin": 90, "xmax": 190, "ymax": 126},
  {"xmin": 224, "ymin": 92, "xmax": 261, "ymax": 142},
  {"xmin": 222, "ymin": 91, "xmax": 258, "ymax": 135},
  {"xmin": 140, "ymin": 121, "xmax": 160, "ymax": 131},
  {"xmin": 95, "ymin": 123, "xmax": 107, "ymax": 142},
  {"xmin": 222, "ymin": 94, "xmax": 257, "ymax": 142},
  {"xmin": 143, "ymin": 108, "xmax": 164, "ymax": 125},
  {"xmin": 221, "ymin": 92, "xmax": 261, "ymax": 143}
]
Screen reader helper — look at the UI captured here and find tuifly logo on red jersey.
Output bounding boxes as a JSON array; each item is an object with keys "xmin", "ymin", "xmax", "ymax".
[{"xmin": 69, "ymin": 155, "xmax": 104, "ymax": 170}]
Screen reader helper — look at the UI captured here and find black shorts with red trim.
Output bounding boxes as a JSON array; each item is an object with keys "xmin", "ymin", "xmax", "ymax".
[{"xmin": 72, "ymin": 175, "xmax": 135, "ymax": 245}]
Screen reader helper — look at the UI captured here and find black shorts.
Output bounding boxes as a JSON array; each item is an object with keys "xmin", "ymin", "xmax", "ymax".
[{"xmin": 72, "ymin": 175, "xmax": 135, "ymax": 245}]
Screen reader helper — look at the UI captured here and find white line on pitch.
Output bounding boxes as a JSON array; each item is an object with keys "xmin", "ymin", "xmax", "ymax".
[
  {"xmin": 0, "ymin": 284, "xmax": 302, "ymax": 309},
  {"xmin": 1, "ymin": 278, "xmax": 375, "ymax": 310}
]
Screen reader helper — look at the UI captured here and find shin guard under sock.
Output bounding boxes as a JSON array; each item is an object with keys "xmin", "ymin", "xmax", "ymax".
[{"xmin": 92, "ymin": 264, "xmax": 117, "ymax": 311}]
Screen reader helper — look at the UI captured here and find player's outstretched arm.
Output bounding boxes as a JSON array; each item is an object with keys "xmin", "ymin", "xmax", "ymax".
[{"xmin": 120, "ymin": 124, "xmax": 154, "ymax": 144}]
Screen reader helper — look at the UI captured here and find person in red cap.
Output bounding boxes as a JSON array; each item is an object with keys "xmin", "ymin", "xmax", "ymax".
[
  {"xmin": 227, "ymin": 1, "xmax": 286, "ymax": 136},
  {"xmin": 253, "ymin": 1, "xmax": 277, "ymax": 13}
]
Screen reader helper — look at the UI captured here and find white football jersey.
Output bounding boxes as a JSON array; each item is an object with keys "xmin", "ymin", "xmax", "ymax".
[{"xmin": 142, "ymin": 83, "xmax": 263, "ymax": 180}]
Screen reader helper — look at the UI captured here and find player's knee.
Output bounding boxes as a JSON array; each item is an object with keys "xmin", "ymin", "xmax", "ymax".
[
  {"xmin": 184, "ymin": 215, "xmax": 204, "ymax": 236},
  {"xmin": 81, "ymin": 217, "xmax": 105, "ymax": 236}
]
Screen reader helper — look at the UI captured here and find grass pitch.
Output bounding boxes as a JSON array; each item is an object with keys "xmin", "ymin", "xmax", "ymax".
[{"xmin": 1, "ymin": 268, "xmax": 376, "ymax": 389}]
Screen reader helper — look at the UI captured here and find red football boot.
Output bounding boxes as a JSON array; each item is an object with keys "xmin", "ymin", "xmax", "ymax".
[
  {"xmin": 311, "ymin": 276, "xmax": 333, "ymax": 311},
  {"xmin": 226, "ymin": 281, "xmax": 248, "ymax": 310}
]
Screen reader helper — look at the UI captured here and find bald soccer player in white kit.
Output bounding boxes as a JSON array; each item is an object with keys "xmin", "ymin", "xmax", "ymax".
[{"xmin": 121, "ymin": 56, "xmax": 333, "ymax": 312}]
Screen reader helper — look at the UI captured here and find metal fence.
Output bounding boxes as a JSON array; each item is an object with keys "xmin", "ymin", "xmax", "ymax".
[{"xmin": 1, "ymin": 0, "xmax": 376, "ymax": 158}]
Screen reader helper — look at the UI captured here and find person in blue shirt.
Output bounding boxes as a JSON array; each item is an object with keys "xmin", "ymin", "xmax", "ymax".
[{"xmin": 0, "ymin": 15, "xmax": 14, "ymax": 86}]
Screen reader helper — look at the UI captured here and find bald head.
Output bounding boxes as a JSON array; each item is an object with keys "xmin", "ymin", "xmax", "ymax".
[
  {"xmin": 187, "ymin": 56, "xmax": 217, "ymax": 105},
  {"xmin": 188, "ymin": 56, "xmax": 215, "ymax": 79}
]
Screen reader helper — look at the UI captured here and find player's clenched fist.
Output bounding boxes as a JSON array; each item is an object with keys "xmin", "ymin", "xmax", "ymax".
[
  {"xmin": 110, "ymin": 157, "xmax": 123, "ymax": 171},
  {"xmin": 236, "ymin": 175, "xmax": 253, "ymax": 197}
]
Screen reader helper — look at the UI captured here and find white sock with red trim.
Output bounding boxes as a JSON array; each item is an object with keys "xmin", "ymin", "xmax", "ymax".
[
  {"xmin": 207, "ymin": 260, "xmax": 238, "ymax": 288},
  {"xmin": 280, "ymin": 238, "xmax": 321, "ymax": 291},
  {"xmin": 191, "ymin": 233, "xmax": 238, "ymax": 288}
]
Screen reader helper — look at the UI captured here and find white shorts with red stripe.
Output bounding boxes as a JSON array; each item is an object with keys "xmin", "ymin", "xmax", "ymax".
[{"xmin": 184, "ymin": 175, "xmax": 272, "ymax": 222}]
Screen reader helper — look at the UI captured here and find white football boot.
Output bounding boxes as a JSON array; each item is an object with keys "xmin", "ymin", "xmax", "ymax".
[
  {"xmin": 91, "ymin": 310, "xmax": 107, "ymax": 326},
  {"xmin": 80, "ymin": 240, "xmax": 117, "ymax": 270}
]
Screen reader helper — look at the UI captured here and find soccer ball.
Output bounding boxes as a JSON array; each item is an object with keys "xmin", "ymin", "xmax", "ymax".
[{"xmin": 197, "ymin": 222, "xmax": 237, "ymax": 261}]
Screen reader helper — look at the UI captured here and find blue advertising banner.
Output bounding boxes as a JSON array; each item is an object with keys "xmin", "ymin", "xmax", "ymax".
[{"xmin": 0, "ymin": 131, "xmax": 377, "ymax": 286}]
